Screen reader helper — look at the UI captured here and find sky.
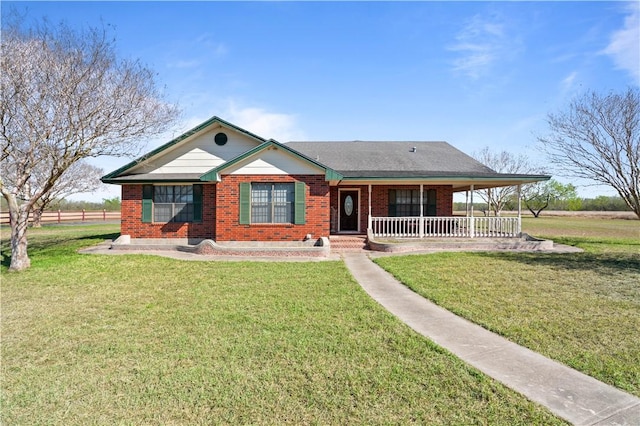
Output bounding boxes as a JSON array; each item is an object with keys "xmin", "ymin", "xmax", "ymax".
[{"xmin": 3, "ymin": 1, "xmax": 639, "ymax": 201}]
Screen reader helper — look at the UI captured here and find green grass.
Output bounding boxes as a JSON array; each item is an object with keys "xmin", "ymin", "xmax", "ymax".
[
  {"xmin": 375, "ymin": 218, "xmax": 640, "ymax": 397},
  {"xmin": 1, "ymin": 225, "xmax": 564, "ymax": 424}
]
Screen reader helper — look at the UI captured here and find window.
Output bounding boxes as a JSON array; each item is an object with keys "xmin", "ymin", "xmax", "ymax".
[
  {"xmin": 239, "ymin": 181, "xmax": 306, "ymax": 225},
  {"xmin": 388, "ymin": 189, "xmax": 436, "ymax": 217},
  {"xmin": 251, "ymin": 183, "xmax": 295, "ymax": 223},
  {"xmin": 141, "ymin": 185, "xmax": 202, "ymax": 223}
]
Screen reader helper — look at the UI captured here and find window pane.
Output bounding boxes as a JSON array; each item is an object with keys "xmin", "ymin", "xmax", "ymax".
[
  {"xmin": 251, "ymin": 183, "xmax": 270, "ymax": 223},
  {"xmin": 154, "ymin": 203, "xmax": 172, "ymax": 222},
  {"xmin": 174, "ymin": 203, "xmax": 193, "ymax": 222},
  {"xmin": 175, "ymin": 186, "xmax": 193, "ymax": 203},
  {"xmin": 273, "ymin": 203, "xmax": 292, "ymax": 223},
  {"xmin": 154, "ymin": 186, "xmax": 173, "ymax": 203}
]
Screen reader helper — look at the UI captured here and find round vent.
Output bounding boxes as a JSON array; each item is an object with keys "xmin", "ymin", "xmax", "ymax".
[{"xmin": 214, "ymin": 132, "xmax": 228, "ymax": 146}]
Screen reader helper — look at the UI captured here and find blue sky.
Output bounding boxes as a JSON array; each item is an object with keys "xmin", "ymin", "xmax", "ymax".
[{"xmin": 4, "ymin": 1, "xmax": 639, "ymax": 201}]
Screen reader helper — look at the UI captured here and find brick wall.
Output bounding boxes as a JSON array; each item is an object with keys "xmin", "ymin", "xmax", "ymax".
[
  {"xmin": 215, "ymin": 175, "xmax": 330, "ymax": 241},
  {"xmin": 121, "ymin": 184, "xmax": 216, "ymax": 239},
  {"xmin": 120, "ymin": 182, "xmax": 452, "ymax": 240}
]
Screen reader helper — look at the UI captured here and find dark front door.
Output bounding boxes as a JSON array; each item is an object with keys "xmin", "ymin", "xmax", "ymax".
[{"xmin": 339, "ymin": 191, "xmax": 359, "ymax": 232}]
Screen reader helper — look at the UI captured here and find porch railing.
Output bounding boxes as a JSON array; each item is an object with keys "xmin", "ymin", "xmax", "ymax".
[{"xmin": 370, "ymin": 216, "xmax": 521, "ymax": 238}]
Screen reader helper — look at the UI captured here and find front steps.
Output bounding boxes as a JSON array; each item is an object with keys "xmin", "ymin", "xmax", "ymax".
[{"xmin": 329, "ymin": 235, "xmax": 368, "ymax": 252}]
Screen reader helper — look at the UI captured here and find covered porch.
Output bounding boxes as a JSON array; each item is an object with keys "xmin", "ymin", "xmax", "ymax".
[
  {"xmin": 367, "ymin": 183, "xmax": 523, "ymax": 239},
  {"xmin": 331, "ymin": 181, "xmax": 530, "ymax": 239}
]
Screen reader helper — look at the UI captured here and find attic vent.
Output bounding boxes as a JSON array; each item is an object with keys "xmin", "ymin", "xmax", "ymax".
[{"xmin": 214, "ymin": 132, "xmax": 228, "ymax": 146}]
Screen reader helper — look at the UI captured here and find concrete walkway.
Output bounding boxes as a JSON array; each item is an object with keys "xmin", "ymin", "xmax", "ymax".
[{"xmin": 342, "ymin": 252, "xmax": 640, "ymax": 426}]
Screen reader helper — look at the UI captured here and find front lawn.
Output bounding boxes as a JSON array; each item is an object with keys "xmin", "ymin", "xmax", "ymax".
[
  {"xmin": 375, "ymin": 225, "xmax": 640, "ymax": 397},
  {"xmin": 1, "ymin": 225, "xmax": 564, "ymax": 424}
]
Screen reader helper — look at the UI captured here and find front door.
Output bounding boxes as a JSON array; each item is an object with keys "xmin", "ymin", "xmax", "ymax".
[{"xmin": 339, "ymin": 190, "xmax": 359, "ymax": 232}]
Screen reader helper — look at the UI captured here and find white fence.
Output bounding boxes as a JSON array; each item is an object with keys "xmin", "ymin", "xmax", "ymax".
[{"xmin": 370, "ymin": 216, "xmax": 520, "ymax": 238}]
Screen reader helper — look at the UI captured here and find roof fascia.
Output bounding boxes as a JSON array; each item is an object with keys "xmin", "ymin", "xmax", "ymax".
[
  {"xmin": 101, "ymin": 177, "xmax": 203, "ymax": 184},
  {"xmin": 101, "ymin": 116, "xmax": 267, "ymax": 181},
  {"xmin": 337, "ymin": 174, "xmax": 551, "ymax": 182}
]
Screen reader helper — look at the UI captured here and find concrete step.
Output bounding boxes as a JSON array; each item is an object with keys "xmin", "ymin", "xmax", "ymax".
[{"xmin": 329, "ymin": 236, "xmax": 368, "ymax": 251}]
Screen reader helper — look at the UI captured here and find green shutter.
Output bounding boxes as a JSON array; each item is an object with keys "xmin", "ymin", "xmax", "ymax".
[
  {"xmin": 294, "ymin": 181, "xmax": 306, "ymax": 224},
  {"xmin": 193, "ymin": 184, "xmax": 203, "ymax": 222},
  {"xmin": 239, "ymin": 182, "xmax": 251, "ymax": 224},
  {"xmin": 142, "ymin": 185, "xmax": 153, "ymax": 223}
]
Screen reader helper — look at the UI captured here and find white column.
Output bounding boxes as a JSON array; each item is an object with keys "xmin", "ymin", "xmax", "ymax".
[
  {"xmin": 368, "ymin": 184, "xmax": 372, "ymax": 231},
  {"xmin": 465, "ymin": 190, "xmax": 469, "ymax": 217},
  {"xmin": 469, "ymin": 185, "xmax": 475, "ymax": 238},
  {"xmin": 517, "ymin": 184, "xmax": 522, "ymax": 236},
  {"xmin": 419, "ymin": 184, "xmax": 424, "ymax": 237}
]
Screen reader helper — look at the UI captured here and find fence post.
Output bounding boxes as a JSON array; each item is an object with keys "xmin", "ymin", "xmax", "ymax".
[
  {"xmin": 103, "ymin": 209, "xmax": 106, "ymax": 221},
  {"xmin": 82, "ymin": 209, "xmax": 85, "ymax": 222},
  {"xmin": 58, "ymin": 209, "xmax": 61, "ymax": 224}
]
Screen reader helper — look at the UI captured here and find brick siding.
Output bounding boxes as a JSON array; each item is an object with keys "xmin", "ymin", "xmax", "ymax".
[
  {"xmin": 121, "ymin": 182, "xmax": 452, "ymax": 240},
  {"xmin": 216, "ymin": 175, "xmax": 330, "ymax": 241},
  {"xmin": 121, "ymin": 184, "xmax": 216, "ymax": 239}
]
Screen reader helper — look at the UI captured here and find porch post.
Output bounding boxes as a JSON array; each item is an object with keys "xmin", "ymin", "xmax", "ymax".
[
  {"xmin": 517, "ymin": 184, "xmax": 522, "ymax": 236},
  {"xmin": 419, "ymin": 184, "xmax": 424, "ymax": 237},
  {"xmin": 465, "ymin": 190, "xmax": 469, "ymax": 216},
  {"xmin": 368, "ymin": 184, "xmax": 372, "ymax": 231},
  {"xmin": 469, "ymin": 185, "xmax": 475, "ymax": 238}
]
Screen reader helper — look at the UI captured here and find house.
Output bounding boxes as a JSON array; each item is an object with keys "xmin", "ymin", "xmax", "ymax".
[{"xmin": 101, "ymin": 116, "xmax": 550, "ymax": 247}]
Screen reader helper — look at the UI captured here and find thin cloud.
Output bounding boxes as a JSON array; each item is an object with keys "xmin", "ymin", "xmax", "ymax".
[
  {"xmin": 603, "ymin": 3, "xmax": 640, "ymax": 84},
  {"xmin": 449, "ymin": 12, "xmax": 517, "ymax": 80},
  {"xmin": 224, "ymin": 102, "xmax": 306, "ymax": 142},
  {"xmin": 167, "ymin": 59, "xmax": 201, "ymax": 69},
  {"xmin": 561, "ymin": 71, "xmax": 578, "ymax": 93},
  {"xmin": 165, "ymin": 33, "xmax": 228, "ymax": 70}
]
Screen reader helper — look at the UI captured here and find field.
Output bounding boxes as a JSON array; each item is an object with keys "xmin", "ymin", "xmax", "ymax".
[
  {"xmin": 375, "ymin": 216, "xmax": 640, "ymax": 397},
  {"xmin": 1, "ymin": 224, "xmax": 564, "ymax": 425}
]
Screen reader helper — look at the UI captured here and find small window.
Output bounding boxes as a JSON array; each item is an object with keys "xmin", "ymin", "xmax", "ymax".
[
  {"xmin": 214, "ymin": 132, "xmax": 228, "ymax": 146},
  {"xmin": 251, "ymin": 183, "xmax": 295, "ymax": 224}
]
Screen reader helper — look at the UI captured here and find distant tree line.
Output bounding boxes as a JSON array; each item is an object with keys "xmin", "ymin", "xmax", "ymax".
[{"xmin": 454, "ymin": 195, "xmax": 631, "ymax": 214}]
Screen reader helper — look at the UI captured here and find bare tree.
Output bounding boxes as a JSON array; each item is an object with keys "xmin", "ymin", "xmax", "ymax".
[
  {"xmin": 0, "ymin": 16, "xmax": 180, "ymax": 271},
  {"xmin": 538, "ymin": 87, "xmax": 640, "ymax": 219},
  {"xmin": 31, "ymin": 161, "xmax": 105, "ymax": 227},
  {"xmin": 472, "ymin": 147, "xmax": 539, "ymax": 216}
]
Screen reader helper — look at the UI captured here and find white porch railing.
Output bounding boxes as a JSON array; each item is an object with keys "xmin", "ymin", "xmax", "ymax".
[{"xmin": 370, "ymin": 216, "xmax": 521, "ymax": 238}]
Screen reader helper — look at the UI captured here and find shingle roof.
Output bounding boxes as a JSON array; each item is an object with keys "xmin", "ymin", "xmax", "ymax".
[{"xmin": 286, "ymin": 141, "xmax": 498, "ymax": 177}]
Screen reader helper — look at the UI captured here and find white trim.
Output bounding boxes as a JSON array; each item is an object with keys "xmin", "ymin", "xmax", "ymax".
[{"xmin": 338, "ymin": 188, "xmax": 361, "ymax": 233}]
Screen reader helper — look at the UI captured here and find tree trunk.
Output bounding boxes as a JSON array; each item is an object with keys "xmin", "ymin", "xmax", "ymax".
[
  {"xmin": 7, "ymin": 198, "xmax": 32, "ymax": 271},
  {"xmin": 32, "ymin": 208, "xmax": 43, "ymax": 228}
]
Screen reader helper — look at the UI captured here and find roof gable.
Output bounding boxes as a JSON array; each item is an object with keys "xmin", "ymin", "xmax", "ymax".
[
  {"xmin": 200, "ymin": 139, "xmax": 331, "ymax": 182},
  {"xmin": 102, "ymin": 116, "xmax": 267, "ymax": 181}
]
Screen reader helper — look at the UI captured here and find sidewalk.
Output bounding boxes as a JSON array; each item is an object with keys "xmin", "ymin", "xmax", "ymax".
[{"xmin": 342, "ymin": 252, "xmax": 640, "ymax": 426}]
